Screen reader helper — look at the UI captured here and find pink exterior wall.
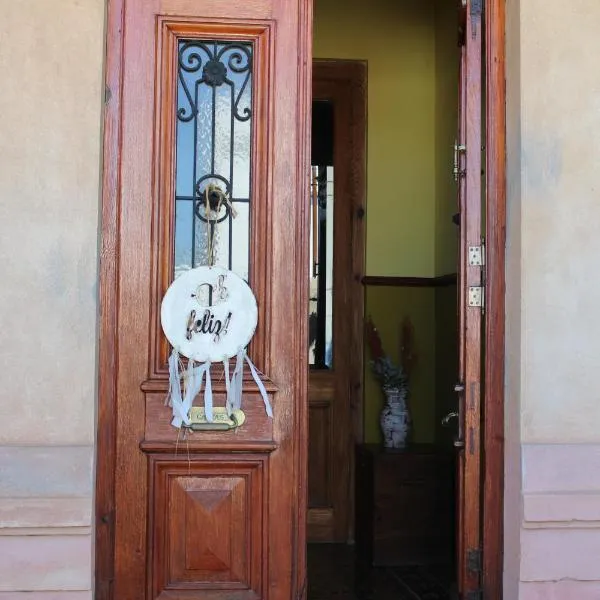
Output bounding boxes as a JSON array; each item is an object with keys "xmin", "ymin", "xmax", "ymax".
[
  {"xmin": 0, "ymin": 0, "xmax": 103, "ymax": 595},
  {"xmin": 505, "ymin": 0, "xmax": 600, "ymax": 597}
]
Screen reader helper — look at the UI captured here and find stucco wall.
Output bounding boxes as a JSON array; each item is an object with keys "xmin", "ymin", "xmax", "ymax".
[
  {"xmin": 505, "ymin": 0, "xmax": 600, "ymax": 596},
  {"xmin": 0, "ymin": 0, "xmax": 104, "ymax": 596}
]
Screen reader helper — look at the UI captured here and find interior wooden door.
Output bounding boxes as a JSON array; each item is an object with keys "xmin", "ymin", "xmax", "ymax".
[
  {"xmin": 455, "ymin": 1, "xmax": 484, "ymax": 598},
  {"xmin": 307, "ymin": 61, "xmax": 365, "ymax": 543},
  {"xmin": 96, "ymin": 1, "xmax": 312, "ymax": 599}
]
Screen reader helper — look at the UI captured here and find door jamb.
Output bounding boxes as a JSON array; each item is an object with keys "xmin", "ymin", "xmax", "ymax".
[
  {"xmin": 310, "ymin": 59, "xmax": 367, "ymax": 542},
  {"xmin": 95, "ymin": 0, "xmax": 124, "ymax": 597},
  {"xmin": 312, "ymin": 59, "xmax": 366, "ymax": 446},
  {"xmin": 482, "ymin": 1, "xmax": 506, "ymax": 598}
]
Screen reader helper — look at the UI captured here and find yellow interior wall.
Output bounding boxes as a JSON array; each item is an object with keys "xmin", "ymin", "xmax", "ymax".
[
  {"xmin": 434, "ymin": 0, "xmax": 460, "ymax": 277},
  {"xmin": 314, "ymin": 0, "xmax": 459, "ymax": 443},
  {"xmin": 314, "ymin": 0, "xmax": 437, "ymax": 278},
  {"xmin": 434, "ymin": 0, "xmax": 461, "ymax": 445}
]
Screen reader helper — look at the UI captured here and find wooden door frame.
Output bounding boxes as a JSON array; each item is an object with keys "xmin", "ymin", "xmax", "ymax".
[
  {"xmin": 95, "ymin": 0, "xmax": 505, "ymax": 597},
  {"xmin": 482, "ymin": 1, "xmax": 506, "ymax": 598},
  {"xmin": 95, "ymin": 0, "xmax": 123, "ymax": 595},
  {"xmin": 312, "ymin": 59, "xmax": 366, "ymax": 448},
  {"xmin": 308, "ymin": 59, "xmax": 366, "ymax": 542}
]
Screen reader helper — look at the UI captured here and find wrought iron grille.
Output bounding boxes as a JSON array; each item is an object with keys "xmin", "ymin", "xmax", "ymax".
[
  {"xmin": 309, "ymin": 165, "xmax": 334, "ymax": 369},
  {"xmin": 174, "ymin": 40, "xmax": 253, "ymax": 280}
]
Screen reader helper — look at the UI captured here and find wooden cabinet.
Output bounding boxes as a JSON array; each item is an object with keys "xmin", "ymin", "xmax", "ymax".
[{"xmin": 355, "ymin": 444, "xmax": 454, "ymax": 567}]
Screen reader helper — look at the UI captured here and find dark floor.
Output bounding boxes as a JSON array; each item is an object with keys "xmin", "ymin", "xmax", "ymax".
[{"xmin": 307, "ymin": 544, "xmax": 455, "ymax": 600}]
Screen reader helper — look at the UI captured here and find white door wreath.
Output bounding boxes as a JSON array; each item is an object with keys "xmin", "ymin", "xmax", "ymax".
[{"xmin": 160, "ymin": 265, "xmax": 272, "ymax": 428}]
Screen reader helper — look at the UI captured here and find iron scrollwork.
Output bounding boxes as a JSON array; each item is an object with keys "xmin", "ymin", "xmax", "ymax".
[
  {"xmin": 174, "ymin": 40, "xmax": 253, "ymax": 280},
  {"xmin": 177, "ymin": 41, "xmax": 252, "ymax": 123}
]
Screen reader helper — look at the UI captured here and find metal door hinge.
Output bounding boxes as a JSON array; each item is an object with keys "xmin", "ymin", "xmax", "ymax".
[
  {"xmin": 468, "ymin": 286, "xmax": 483, "ymax": 308},
  {"xmin": 105, "ymin": 85, "xmax": 112, "ymax": 104},
  {"xmin": 468, "ymin": 245, "xmax": 484, "ymax": 266},
  {"xmin": 467, "ymin": 547, "xmax": 482, "ymax": 574},
  {"xmin": 468, "ymin": 238, "xmax": 486, "ymax": 313}
]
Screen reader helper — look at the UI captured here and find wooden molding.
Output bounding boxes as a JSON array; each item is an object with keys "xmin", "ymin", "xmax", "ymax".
[
  {"xmin": 458, "ymin": 7, "xmax": 484, "ymax": 593},
  {"xmin": 95, "ymin": 0, "xmax": 124, "ymax": 597},
  {"xmin": 362, "ymin": 274, "xmax": 457, "ymax": 288},
  {"xmin": 310, "ymin": 60, "xmax": 366, "ymax": 544},
  {"xmin": 140, "ymin": 441, "xmax": 277, "ymax": 453},
  {"xmin": 151, "ymin": 20, "xmax": 273, "ymax": 379},
  {"xmin": 483, "ymin": 0, "xmax": 506, "ymax": 597}
]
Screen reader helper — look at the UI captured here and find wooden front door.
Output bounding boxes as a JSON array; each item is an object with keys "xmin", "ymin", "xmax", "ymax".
[
  {"xmin": 307, "ymin": 61, "xmax": 366, "ymax": 543},
  {"xmin": 455, "ymin": 1, "xmax": 484, "ymax": 598},
  {"xmin": 96, "ymin": 1, "xmax": 311, "ymax": 598}
]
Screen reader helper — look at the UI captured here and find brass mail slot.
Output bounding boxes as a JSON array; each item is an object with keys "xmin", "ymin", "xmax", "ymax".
[{"xmin": 183, "ymin": 407, "xmax": 246, "ymax": 431}]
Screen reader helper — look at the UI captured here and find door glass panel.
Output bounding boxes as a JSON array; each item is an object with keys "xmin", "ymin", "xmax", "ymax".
[
  {"xmin": 309, "ymin": 100, "xmax": 334, "ymax": 369},
  {"xmin": 174, "ymin": 40, "xmax": 253, "ymax": 281}
]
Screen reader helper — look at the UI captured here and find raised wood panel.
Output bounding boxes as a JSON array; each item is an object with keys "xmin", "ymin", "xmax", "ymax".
[
  {"xmin": 145, "ymin": 393, "xmax": 273, "ymax": 443},
  {"xmin": 308, "ymin": 372, "xmax": 334, "ymax": 401},
  {"xmin": 172, "ymin": 479, "xmax": 244, "ymax": 580},
  {"xmin": 308, "ymin": 402, "xmax": 331, "ymax": 508},
  {"xmin": 150, "ymin": 456, "xmax": 265, "ymax": 599}
]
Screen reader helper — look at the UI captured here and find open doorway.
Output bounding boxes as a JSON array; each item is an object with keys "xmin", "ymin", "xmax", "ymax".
[
  {"xmin": 307, "ymin": 0, "xmax": 477, "ymax": 598},
  {"xmin": 308, "ymin": 60, "xmax": 366, "ymax": 543}
]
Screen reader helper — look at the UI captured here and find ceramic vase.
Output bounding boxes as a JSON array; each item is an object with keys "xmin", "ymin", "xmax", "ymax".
[{"xmin": 380, "ymin": 385, "xmax": 411, "ymax": 449}]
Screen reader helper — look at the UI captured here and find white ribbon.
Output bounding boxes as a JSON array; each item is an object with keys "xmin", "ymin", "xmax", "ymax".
[
  {"xmin": 229, "ymin": 349, "xmax": 245, "ymax": 411},
  {"xmin": 167, "ymin": 351, "xmax": 214, "ymax": 428},
  {"xmin": 183, "ymin": 360, "xmax": 207, "ymax": 424},
  {"xmin": 185, "ymin": 362, "xmax": 213, "ymax": 423},
  {"xmin": 245, "ymin": 354, "xmax": 273, "ymax": 418},
  {"xmin": 204, "ymin": 361, "xmax": 213, "ymax": 422},
  {"xmin": 224, "ymin": 357, "xmax": 232, "ymax": 416},
  {"xmin": 167, "ymin": 348, "xmax": 190, "ymax": 428},
  {"xmin": 168, "ymin": 346, "xmax": 273, "ymax": 428}
]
